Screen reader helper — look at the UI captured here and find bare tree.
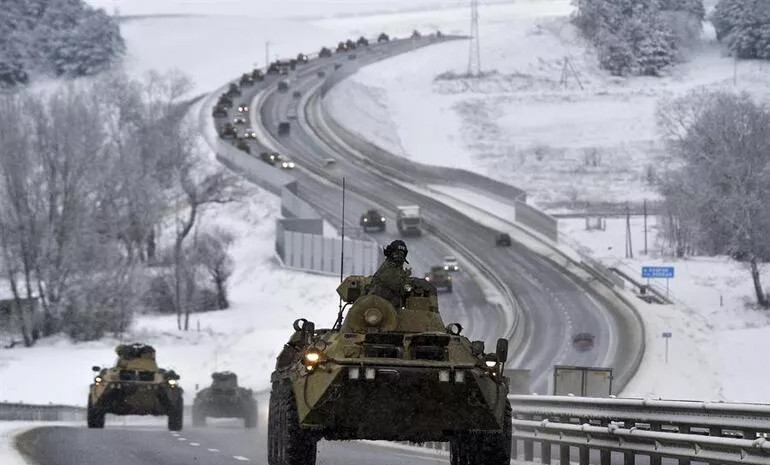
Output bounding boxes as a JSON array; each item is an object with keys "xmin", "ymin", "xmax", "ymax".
[
  {"xmin": 657, "ymin": 90, "xmax": 770, "ymax": 307},
  {"xmin": 194, "ymin": 228, "xmax": 235, "ymax": 310}
]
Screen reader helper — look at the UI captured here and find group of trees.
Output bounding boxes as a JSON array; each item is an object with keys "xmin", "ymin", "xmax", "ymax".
[
  {"xmin": 0, "ymin": 0, "xmax": 124, "ymax": 87},
  {"xmin": 573, "ymin": 0, "xmax": 705, "ymax": 76},
  {"xmin": 657, "ymin": 91, "xmax": 770, "ymax": 307},
  {"xmin": 0, "ymin": 71, "xmax": 243, "ymax": 345},
  {"xmin": 711, "ymin": 0, "xmax": 770, "ymax": 59}
]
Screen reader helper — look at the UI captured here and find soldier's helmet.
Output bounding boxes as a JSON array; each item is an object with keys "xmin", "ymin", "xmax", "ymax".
[{"xmin": 384, "ymin": 240, "xmax": 409, "ymax": 264}]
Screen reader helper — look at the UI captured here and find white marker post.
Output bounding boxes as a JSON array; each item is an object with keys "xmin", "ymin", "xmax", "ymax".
[{"xmin": 662, "ymin": 331, "xmax": 672, "ymax": 363}]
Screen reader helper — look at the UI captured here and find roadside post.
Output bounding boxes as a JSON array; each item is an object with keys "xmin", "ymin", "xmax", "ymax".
[
  {"xmin": 642, "ymin": 266, "xmax": 675, "ymax": 298},
  {"xmin": 662, "ymin": 331, "xmax": 672, "ymax": 363}
]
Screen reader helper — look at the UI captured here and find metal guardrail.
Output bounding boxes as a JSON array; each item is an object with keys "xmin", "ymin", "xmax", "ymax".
[
  {"xmin": 508, "ymin": 395, "xmax": 770, "ymax": 465},
  {"xmin": 0, "ymin": 402, "xmax": 85, "ymax": 421}
]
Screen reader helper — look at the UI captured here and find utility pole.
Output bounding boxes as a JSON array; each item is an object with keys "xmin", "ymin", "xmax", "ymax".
[
  {"xmin": 643, "ymin": 199, "xmax": 648, "ymax": 255},
  {"xmin": 468, "ymin": 0, "xmax": 481, "ymax": 77},
  {"xmin": 625, "ymin": 204, "xmax": 633, "ymax": 259}
]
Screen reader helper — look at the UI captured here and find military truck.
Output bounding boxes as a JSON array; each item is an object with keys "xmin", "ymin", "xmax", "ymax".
[
  {"xmin": 359, "ymin": 209, "xmax": 386, "ymax": 232},
  {"xmin": 336, "ymin": 41, "xmax": 348, "ymax": 52},
  {"xmin": 220, "ymin": 123, "xmax": 237, "ymax": 139},
  {"xmin": 278, "ymin": 121, "xmax": 290, "ymax": 136},
  {"xmin": 192, "ymin": 371, "xmax": 257, "ymax": 428},
  {"xmin": 377, "ymin": 32, "xmax": 390, "ymax": 43},
  {"xmin": 240, "ymin": 73, "xmax": 255, "ymax": 86},
  {"xmin": 268, "ymin": 270, "xmax": 512, "ymax": 465},
  {"xmin": 251, "ymin": 68, "xmax": 265, "ymax": 81},
  {"xmin": 88, "ymin": 343, "xmax": 183, "ymax": 431},
  {"xmin": 396, "ymin": 205, "xmax": 422, "ymax": 236},
  {"xmin": 425, "ymin": 265, "xmax": 452, "ymax": 292},
  {"xmin": 236, "ymin": 139, "xmax": 251, "ymax": 153},
  {"xmin": 212, "ymin": 104, "xmax": 228, "ymax": 118},
  {"xmin": 297, "ymin": 53, "xmax": 309, "ymax": 64},
  {"xmin": 278, "ymin": 80, "xmax": 289, "ymax": 93},
  {"xmin": 356, "ymin": 36, "xmax": 369, "ymax": 47},
  {"xmin": 319, "ymin": 46, "xmax": 332, "ymax": 58}
]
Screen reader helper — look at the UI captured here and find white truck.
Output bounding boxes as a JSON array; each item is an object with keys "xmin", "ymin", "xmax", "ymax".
[{"xmin": 396, "ymin": 205, "xmax": 422, "ymax": 236}]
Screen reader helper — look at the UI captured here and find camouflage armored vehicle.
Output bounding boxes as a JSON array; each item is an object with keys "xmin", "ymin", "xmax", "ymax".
[
  {"xmin": 268, "ymin": 266, "xmax": 512, "ymax": 465},
  {"xmin": 356, "ymin": 36, "xmax": 369, "ymax": 47},
  {"xmin": 278, "ymin": 80, "xmax": 289, "ymax": 93},
  {"xmin": 319, "ymin": 46, "xmax": 332, "ymax": 58},
  {"xmin": 425, "ymin": 265, "xmax": 453, "ymax": 292},
  {"xmin": 336, "ymin": 41, "xmax": 348, "ymax": 52},
  {"xmin": 251, "ymin": 68, "xmax": 265, "ymax": 81},
  {"xmin": 218, "ymin": 94, "xmax": 233, "ymax": 108},
  {"xmin": 277, "ymin": 121, "xmax": 290, "ymax": 136},
  {"xmin": 212, "ymin": 104, "xmax": 228, "ymax": 118},
  {"xmin": 220, "ymin": 122, "xmax": 238, "ymax": 139},
  {"xmin": 377, "ymin": 32, "xmax": 390, "ymax": 43},
  {"xmin": 345, "ymin": 39, "xmax": 357, "ymax": 50},
  {"xmin": 192, "ymin": 371, "xmax": 257, "ymax": 428},
  {"xmin": 236, "ymin": 139, "xmax": 251, "ymax": 153},
  {"xmin": 297, "ymin": 53, "xmax": 309, "ymax": 64},
  {"xmin": 88, "ymin": 343, "xmax": 183, "ymax": 431}
]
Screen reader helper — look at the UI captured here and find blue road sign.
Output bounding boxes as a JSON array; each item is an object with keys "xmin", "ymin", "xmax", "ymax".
[
  {"xmin": 642, "ymin": 266, "xmax": 674, "ymax": 279},
  {"xmin": 662, "ymin": 332, "xmax": 672, "ymax": 338}
]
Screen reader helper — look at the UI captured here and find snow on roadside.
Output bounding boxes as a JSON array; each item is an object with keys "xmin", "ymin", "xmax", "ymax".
[{"xmin": 0, "ymin": 421, "xmax": 78, "ymax": 465}]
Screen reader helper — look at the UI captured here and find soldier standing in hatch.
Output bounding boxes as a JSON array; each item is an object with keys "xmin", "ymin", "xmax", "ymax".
[{"xmin": 368, "ymin": 240, "xmax": 412, "ymax": 308}]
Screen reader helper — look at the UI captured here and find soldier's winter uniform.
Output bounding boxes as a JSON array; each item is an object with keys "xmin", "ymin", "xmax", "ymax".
[{"xmin": 368, "ymin": 240, "xmax": 411, "ymax": 308}]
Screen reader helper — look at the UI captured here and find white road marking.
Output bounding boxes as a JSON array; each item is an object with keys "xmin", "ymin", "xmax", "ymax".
[
  {"xmin": 208, "ymin": 448, "xmax": 220, "ymax": 452},
  {"xmin": 233, "ymin": 456, "xmax": 250, "ymax": 461},
  {"xmin": 190, "ymin": 442, "xmax": 200, "ymax": 446},
  {"xmin": 177, "ymin": 437, "xmax": 186, "ymax": 441}
]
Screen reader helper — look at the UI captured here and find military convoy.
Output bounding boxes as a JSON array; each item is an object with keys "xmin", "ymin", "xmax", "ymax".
[
  {"xmin": 425, "ymin": 265, "xmax": 453, "ymax": 292},
  {"xmin": 193, "ymin": 371, "xmax": 258, "ymax": 428},
  {"xmin": 268, "ymin": 245, "xmax": 512, "ymax": 465},
  {"xmin": 88, "ymin": 343, "xmax": 184, "ymax": 431}
]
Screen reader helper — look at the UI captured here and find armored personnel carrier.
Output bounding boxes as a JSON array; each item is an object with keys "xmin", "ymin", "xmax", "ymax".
[
  {"xmin": 268, "ymin": 268, "xmax": 512, "ymax": 465},
  {"xmin": 192, "ymin": 371, "xmax": 257, "ymax": 428},
  {"xmin": 88, "ymin": 343, "xmax": 183, "ymax": 430}
]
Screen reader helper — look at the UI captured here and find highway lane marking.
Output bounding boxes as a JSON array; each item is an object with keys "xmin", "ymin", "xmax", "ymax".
[
  {"xmin": 233, "ymin": 456, "xmax": 250, "ymax": 461},
  {"xmin": 177, "ymin": 437, "xmax": 187, "ymax": 441},
  {"xmin": 190, "ymin": 442, "xmax": 200, "ymax": 446},
  {"xmin": 208, "ymin": 448, "xmax": 220, "ymax": 452}
]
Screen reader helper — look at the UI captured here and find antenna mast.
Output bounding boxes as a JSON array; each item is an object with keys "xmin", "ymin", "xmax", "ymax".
[
  {"xmin": 468, "ymin": 0, "xmax": 481, "ymax": 77},
  {"xmin": 339, "ymin": 177, "xmax": 346, "ymax": 284}
]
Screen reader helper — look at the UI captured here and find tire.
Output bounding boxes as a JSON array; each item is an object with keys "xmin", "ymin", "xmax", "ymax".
[
  {"xmin": 268, "ymin": 381, "xmax": 317, "ymax": 465},
  {"xmin": 475, "ymin": 401, "xmax": 512, "ymax": 465},
  {"xmin": 244, "ymin": 400, "xmax": 258, "ymax": 429},
  {"xmin": 451, "ymin": 401, "xmax": 511, "ymax": 465},
  {"xmin": 192, "ymin": 404, "xmax": 206, "ymax": 427},
  {"xmin": 167, "ymin": 396, "xmax": 184, "ymax": 431},
  {"xmin": 86, "ymin": 394, "xmax": 105, "ymax": 429}
]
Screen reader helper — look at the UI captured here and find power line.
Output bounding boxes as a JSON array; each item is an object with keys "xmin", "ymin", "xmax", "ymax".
[{"xmin": 468, "ymin": 0, "xmax": 481, "ymax": 77}]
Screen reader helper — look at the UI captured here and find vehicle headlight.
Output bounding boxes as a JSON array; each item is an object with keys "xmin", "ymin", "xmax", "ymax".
[
  {"xmin": 168, "ymin": 379, "xmax": 178, "ymax": 386},
  {"xmin": 303, "ymin": 349, "xmax": 325, "ymax": 370},
  {"xmin": 94, "ymin": 376, "xmax": 103, "ymax": 384},
  {"xmin": 289, "ymin": 162, "xmax": 295, "ymax": 168},
  {"xmin": 380, "ymin": 217, "xmax": 386, "ymax": 222},
  {"xmin": 484, "ymin": 354, "xmax": 499, "ymax": 370},
  {"xmin": 363, "ymin": 218, "xmax": 368, "ymax": 222}
]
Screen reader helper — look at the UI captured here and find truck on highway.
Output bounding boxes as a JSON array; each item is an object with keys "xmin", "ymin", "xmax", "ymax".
[{"xmin": 396, "ymin": 205, "xmax": 421, "ymax": 236}]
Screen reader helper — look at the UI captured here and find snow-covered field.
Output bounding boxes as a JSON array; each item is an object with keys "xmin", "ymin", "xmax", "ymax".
[{"xmin": 326, "ymin": 1, "xmax": 770, "ymax": 208}]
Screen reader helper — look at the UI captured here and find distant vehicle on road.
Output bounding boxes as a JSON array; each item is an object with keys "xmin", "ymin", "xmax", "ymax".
[
  {"xmin": 425, "ymin": 265, "xmax": 452, "ymax": 292},
  {"xmin": 286, "ymin": 108, "xmax": 297, "ymax": 120},
  {"xmin": 345, "ymin": 39, "xmax": 357, "ymax": 50},
  {"xmin": 260, "ymin": 152, "xmax": 279, "ymax": 166},
  {"xmin": 193, "ymin": 371, "xmax": 256, "ymax": 429},
  {"xmin": 319, "ymin": 46, "xmax": 332, "ymax": 57},
  {"xmin": 236, "ymin": 140, "xmax": 250, "ymax": 153},
  {"xmin": 278, "ymin": 121, "xmax": 290, "ymax": 136},
  {"xmin": 220, "ymin": 123, "xmax": 237, "ymax": 139},
  {"xmin": 396, "ymin": 205, "xmax": 421, "ymax": 236},
  {"xmin": 296, "ymin": 53, "xmax": 309, "ymax": 64},
  {"xmin": 359, "ymin": 209, "xmax": 386, "ymax": 232},
  {"xmin": 212, "ymin": 104, "xmax": 228, "ymax": 118},
  {"xmin": 243, "ymin": 128, "xmax": 257, "ymax": 139},
  {"xmin": 496, "ymin": 232, "xmax": 512, "ymax": 247},
  {"xmin": 572, "ymin": 333, "xmax": 595, "ymax": 351},
  {"xmin": 378, "ymin": 32, "xmax": 390, "ymax": 43},
  {"xmin": 411, "ymin": 29, "xmax": 422, "ymax": 38},
  {"xmin": 292, "ymin": 90, "xmax": 301, "ymax": 99},
  {"xmin": 251, "ymin": 68, "xmax": 264, "ymax": 81},
  {"xmin": 237, "ymin": 103, "xmax": 249, "ymax": 113},
  {"xmin": 356, "ymin": 36, "xmax": 369, "ymax": 47},
  {"xmin": 317, "ymin": 70, "xmax": 326, "ymax": 78},
  {"xmin": 239, "ymin": 73, "xmax": 255, "ymax": 86},
  {"xmin": 336, "ymin": 41, "xmax": 348, "ymax": 52},
  {"xmin": 233, "ymin": 114, "xmax": 247, "ymax": 125},
  {"xmin": 226, "ymin": 82, "xmax": 241, "ymax": 97},
  {"xmin": 278, "ymin": 80, "xmax": 289, "ymax": 92},
  {"xmin": 443, "ymin": 256, "xmax": 459, "ymax": 272},
  {"xmin": 276, "ymin": 154, "xmax": 296, "ymax": 169}
]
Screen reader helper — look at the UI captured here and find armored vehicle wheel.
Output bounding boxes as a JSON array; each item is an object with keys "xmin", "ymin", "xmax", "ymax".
[
  {"xmin": 450, "ymin": 401, "xmax": 511, "ymax": 465},
  {"xmin": 244, "ymin": 400, "xmax": 258, "ymax": 429},
  {"xmin": 192, "ymin": 405, "xmax": 206, "ymax": 427},
  {"xmin": 86, "ymin": 395, "xmax": 105, "ymax": 429},
  {"xmin": 168, "ymin": 397, "xmax": 184, "ymax": 431},
  {"xmin": 268, "ymin": 381, "xmax": 317, "ymax": 465}
]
